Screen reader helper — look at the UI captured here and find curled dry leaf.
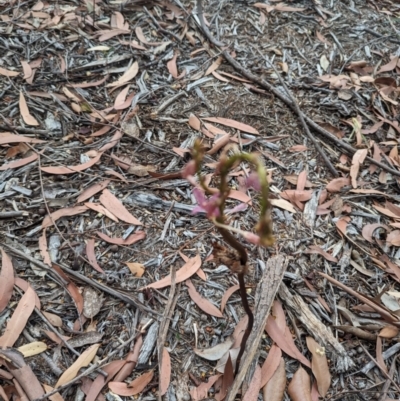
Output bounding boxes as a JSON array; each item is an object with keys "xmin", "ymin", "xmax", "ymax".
[
  {"xmin": 194, "ymin": 336, "xmax": 234, "ymax": 361},
  {"xmin": 260, "ymin": 344, "xmax": 282, "ymax": 389},
  {"xmin": 41, "ymin": 152, "xmax": 102, "ymax": 175},
  {"xmin": 186, "ymin": 279, "xmax": 223, "ymax": 318},
  {"xmin": 288, "ymin": 366, "xmax": 312, "ymax": 401},
  {"xmin": 42, "ymin": 205, "xmax": 88, "ymax": 228},
  {"xmin": 160, "ymin": 348, "xmax": 171, "ymax": 396},
  {"xmin": 99, "ymin": 189, "xmax": 142, "ymax": 225},
  {"xmin": 362, "ymin": 224, "xmax": 389, "ymax": 243},
  {"xmin": 0, "ymin": 249, "xmax": 15, "ymax": 313},
  {"xmin": 86, "ymin": 239, "xmax": 105, "ymax": 274},
  {"xmin": 350, "ymin": 149, "xmax": 368, "ymax": 189},
  {"xmin": 18, "ymin": 341, "xmax": 47, "ymax": 357},
  {"xmin": 220, "ymin": 284, "xmax": 240, "ymax": 313},
  {"xmin": 143, "ymin": 254, "xmax": 201, "ymax": 289},
  {"xmin": 56, "ymin": 344, "xmax": 101, "ymax": 387},
  {"xmin": 125, "ymin": 262, "xmax": 145, "ymax": 277},
  {"xmin": 306, "ymin": 337, "xmax": 331, "ymax": 397},
  {"xmin": 19, "ymin": 92, "xmax": 39, "ymax": 126},
  {"xmin": 262, "ymin": 358, "xmax": 286, "ymax": 401},
  {"xmin": 0, "ymin": 286, "xmax": 36, "ymax": 347},
  {"xmin": 108, "ymin": 370, "xmax": 154, "ymax": 396},
  {"xmin": 379, "ymin": 325, "xmax": 399, "ymax": 339}
]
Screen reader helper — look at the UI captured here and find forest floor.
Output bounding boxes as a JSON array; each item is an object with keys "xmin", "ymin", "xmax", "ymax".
[{"xmin": 1, "ymin": 0, "xmax": 400, "ymax": 400}]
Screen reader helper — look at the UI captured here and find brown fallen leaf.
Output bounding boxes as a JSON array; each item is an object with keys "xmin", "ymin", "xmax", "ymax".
[
  {"xmin": 260, "ymin": 344, "xmax": 282, "ymax": 389},
  {"xmin": 326, "ymin": 177, "xmax": 351, "ymax": 192},
  {"xmin": 205, "ymin": 56, "xmax": 223, "ymax": 75},
  {"xmin": 377, "ymin": 56, "xmax": 399, "ymax": 74},
  {"xmin": 0, "ymin": 66, "xmax": 20, "ymax": 77},
  {"xmin": 0, "ymin": 153, "xmax": 39, "ymax": 170},
  {"xmin": 14, "ymin": 277, "xmax": 41, "ymax": 310},
  {"xmin": 56, "ymin": 344, "xmax": 101, "ymax": 386},
  {"xmin": 128, "ymin": 163, "xmax": 157, "ymax": 177},
  {"xmin": 194, "ymin": 336, "xmax": 234, "ymax": 361},
  {"xmin": 38, "ymin": 229, "xmax": 51, "ymax": 266},
  {"xmin": 190, "ymin": 374, "xmax": 221, "ymax": 401},
  {"xmin": 96, "ymin": 231, "xmax": 146, "ymax": 246},
  {"xmin": 142, "ymin": 254, "xmax": 201, "ymax": 289},
  {"xmin": 125, "ymin": 262, "xmax": 145, "ymax": 277},
  {"xmin": 206, "ymin": 134, "xmax": 231, "ymax": 155},
  {"xmin": 52, "ymin": 264, "xmax": 84, "ymax": 314},
  {"xmin": 270, "ymin": 198, "xmax": 297, "ymax": 213},
  {"xmin": 242, "ymin": 365, "xmax": 261, "ymax": 401},
  {"xmin": 17, "ymin": 341, "xmax": 47, "ymax": 358},
  {"xmin": 160, "ymin": 348, "xmax": 171, "ymax": 396},
  {"xmin": 350, "ymin": 149, "xmax": 368, "ymax": 188},
  {"xmin": 186, "ymin": 279, "xmax": 223, "ymax": 318},
  {"xmin": 387, "ymin": 230, "xmax": 400, "ymax": 247},
  {"xmin": 188, "ymin": 113, "xmax": 201, "ymax": 131},
  {"xmin": 42, "ymin": 311, "xmax": 63, "ymax": 327},
  {"xmin": 99, "ymin": 189, "xmax": 142, "ymax": 225},
  {"xmin": 108, "ymin": 370, "xmax": 154, "ymax": 396},
  {"xmin": 220, "ymin": 285, "xmax": 240, "ymax": 313},
  {"xmin": 85, "ymin": 202, "xmax": 119, "ymax": 222},
  {"xmin": 262, "ymin": 357, "xmax": 286, "ymax": 401},
  {"xmin": 106, "ymin": 61, "xmax": 139, "ymax": 87},
  {"xmin": 219, "ymin": 353, "xmax": 234, "ymax": 400},
  {"xmin": 362, "ymin": 224, "xmax": 389, "ymax": 243},
  {"xmin": 202, "ymin": 116, "xmax": 259, "ymax": 135},
  {"xmin": 41, "ymin": 152, "xmax": 102, "ymax": 175},
  {"xmin": 376, "ymin": 336, "xmax": 388, "ymax": 374},
  {"xmin": 43, "ymin": 384, "xmax": 64, "ymax": 401},
  {"xmin": 19, "ymin": 92, "xmax": 39, "ymax": 126},
  {"xmin": 379, "ymin": 325, "xmax": 399, "ymax": 339},
  {"xmin": 99, "ymin": 130, "xmax": 124, "ymax": 152},
  {"xmin": 0, "ymin": 132, "xmax": 45, "ymax": 145},
  {"xmin": 306, "ymin": 337, "xmax": 331, "ymax": 397},
  {"xmin": 288, "ymin": 366, "xmax": 312, "ymax": 401},
  {"xmin": 289, "ymin": 145, "xmax": 308, "ymax": 152},
  {"xmin": 42, "ymin": 205, "xmax": 88, "ymax": 228},
  {"xmin": 0, "ymin": 250, "xmax": 14, "ymax": 313},
  {"xmin": 0, "ymin": 286, "xmax": 36, "ymax": 347},
  {"xmin": 305, "ymin": 245, "xmax": 337, "ymax": 263},
  {"xmin": 86, "ymin": 239, "xmax": 105, "ymax": 274},
  {"xmin": 167, "ymin": 51, "xmax": 179, "ymax": 78}
]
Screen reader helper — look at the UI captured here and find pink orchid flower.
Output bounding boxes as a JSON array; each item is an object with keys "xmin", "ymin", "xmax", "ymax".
[{"xmin": 192, "ymin": 188, "xmax": 221, "ymax": 218}]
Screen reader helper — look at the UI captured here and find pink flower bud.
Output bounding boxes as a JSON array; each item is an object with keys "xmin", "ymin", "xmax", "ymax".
[
  {"xmin": 245, "ymin": 172, "xmax": 261, "ymax": 191},
  {"xmin": 192, "ymin": 188, "xmax": 221, "ymax": 218},
  {"xmin": 242, "ymin": 231, "xmax": 261, "ymax": 245}
]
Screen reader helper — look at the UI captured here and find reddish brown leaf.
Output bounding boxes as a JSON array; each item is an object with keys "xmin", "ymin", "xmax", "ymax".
[
  {"xmin": 296, "ymin": 170, "xmax": 307, "ymax": 191},
  {"xmin": 0, "ymin": 153, "xmax": 38, "ymax": 170},
  {"xmin": 262, "ymin": 357, "xmax": 286, "ymax": 401},
  {"xmin": 159, "ymin": 348, "xmax": 171, "ymax": 396},
  {"xmin": 377, "ymin": 56, "xmax": 399, "ymax": 74},
  {"xmin": 260, "ymin": 344, "xmax": 282, "ymax": 388},
  {"xmin": 350, "ymin": 149, "xmax": 368, "ymax": 188},
  {"xmin": 167, "ymin": 52, "xmax": 179, "ymax": 78},
  {"xmin": 0, "ymin": 132, "xmax": 45, "ymax": 145},
  {"xmin": 0, "ymin": 250, "xmax": 15, "ymax": 313},
  {"xmin": 108, "ymin": 370, "xmax": 154, "ymax": 396},
  {"xmin": 186, "ymin": 279, "xmax": 223, "ymax": 318},
  {"xmin": 326, "ymin": 177, "xmax": 351, "ymax": 192},
  {"xmin": 86, "ymin": 239, "xmax": 105, "ymax": 274},
  {"xmin": 306, "ymin": 337, "xmax": 331, "ymax": 397},
  {"xmin": 220, "ymin": 285, "xmax": 240, "ymax": 313},
  {"xmin": 379, "ymin": 326, "xmax": 399, "ymax": 339},
  {"xmin": 288, "ymin": 367, "xmax": 312, "ymax": 401},
  {"xmin": 206, "ymin": 133, "xmax": 230, "ymax": 155},
  {"xmin": 14, "ymin": 277, "xmax": 40, "ymax": 310},
  {"xmin": 70, "ymin": 75, "xmax": 109, "ymax": 88},
  {"xmin": 202, "ymin": 117, "xmax": 259, "ymax": 135},
  {"xmin": 205, "ymin": 56, "xmax": 223, "ymax": 75},
  {"xmin": 143, "ymin": 255, "xmax": 201, "ymax": 289},
  {"xmin": 42, "ymin": 205, "xmax": 88, "ymax": 228},
  {"xmin": 0, "ymin": 66, "xmax": 20, "ymax": 77},
  {"xmin": 114, "ymin": 336, "xmax": 143, "ymax": 382},
  {"xmin": 106, "ymin": 61, "xmax": 138, "ymax": 87},
  {"xmin": 0, "ymin": 286, "xmax": 36, "ymax": 347},
  {"xmin": 188, "ymin": 114, "xmax": 201, "ymax": 131},
  {"xmin": 38, "ymin": 229, "xmax": 51, "ymax": 266},
  {"xmin": 99, "ymin": 189, "xmax": 142, "ymax": 225},
  {"xmin": 96, "ymin": 231, "xmax": 146, "ymax": 246},
  {"xmin": 41, "ymin": 152, "xmax": 102, "ymax": 175},
  {"xmin": 85, "ymin": 202, "xmax": 119, "ymax": 222},
  {"xmin": 376, "ymin": 336, "xmax": 388, "ymax": 374},
  {"xmin": 305, "ymin": 245, "xmax": 338, "ymax": 263},
  {"xmin": 190, "ymin": 374, "xmax": 221, "ymax": 401},
  {"xmin": 387, "ymin": 230, "xmax": 400, "ymax": 247},
  {"xmin": 362, "ymin": 224, "xmax": 389, "ymax": 243},
  {"xmin": 243, "ymin": 365, "xmax": 261, "ymax": 401},
  {"xmin": 42, "ymin": 384, "xmax": 64, "ymax": 401},
  {"xmin": 219, "ymin": 353, "xmax": 234, "ymax": 400},
  {"xmin": 289, "ymin": 145, "xmax": 308, "ymax": 152},
  {"xmin": 99, "ymin": 130, "xmax": 123, "ymax": 152},
  {"xmin": 52, "ymin": 264, "xmax": 84, "ymax": 314}
]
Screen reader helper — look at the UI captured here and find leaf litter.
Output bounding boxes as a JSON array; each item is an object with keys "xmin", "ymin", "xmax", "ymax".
[{"xmin": 1, "ymin": 0, "xmax": 400, "ymax": 399}]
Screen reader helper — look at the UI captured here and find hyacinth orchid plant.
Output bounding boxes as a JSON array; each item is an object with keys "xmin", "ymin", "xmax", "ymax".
[{"xmin": 182, "ymin": 139, "xmax": 274, "ymax": 371}]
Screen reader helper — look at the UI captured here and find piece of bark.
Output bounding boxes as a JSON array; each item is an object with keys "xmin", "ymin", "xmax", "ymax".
[
  {"xmin": 279, "ymin": 283, "xmax": 354, "ymax": 371},
  {"xmin": 138, "ymin": 322, "xmax": 159, "ymax": 365},
  {"xmin": 225, "ymin": 255, "xmax": 287, "ymax": 401}
]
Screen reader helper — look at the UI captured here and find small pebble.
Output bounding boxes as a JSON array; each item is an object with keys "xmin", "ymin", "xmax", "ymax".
[
  {"xmin": 110, "ymin": 245, "xmax": 118, "ymax": 252},
  {"xmin": 200, "ymin": 314, "xmax": 208, "ymax": 322},
  {"xmin": 357, "ymin": 346, "xmax": 363, "ymax": 354},
  {"xmin": 357, "ymin": 381, "xmax": 366, "ymax": 389},
  {"xmin": 38, "ymin": 208, "xmax": 46, "ymax": 215}
]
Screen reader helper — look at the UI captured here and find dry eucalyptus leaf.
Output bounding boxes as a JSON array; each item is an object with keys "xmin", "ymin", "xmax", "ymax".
[
  {"xmin": 128, "ymin": 164, "xmax": 157, "ymax": 177},
  {"xmin": 194, "ymin": 336, "xmax": 234, "ymax": 361},
  {"xmin": 126, "ymin": 262, "xmax": 145, "ymax": 277},
  {"xmin": 18, "ymin": 341, "xmax": 47, "ymax": 357},
  {"xmin": 83, "ymin": 287, "xmax": 103, "ymax": 319}
]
